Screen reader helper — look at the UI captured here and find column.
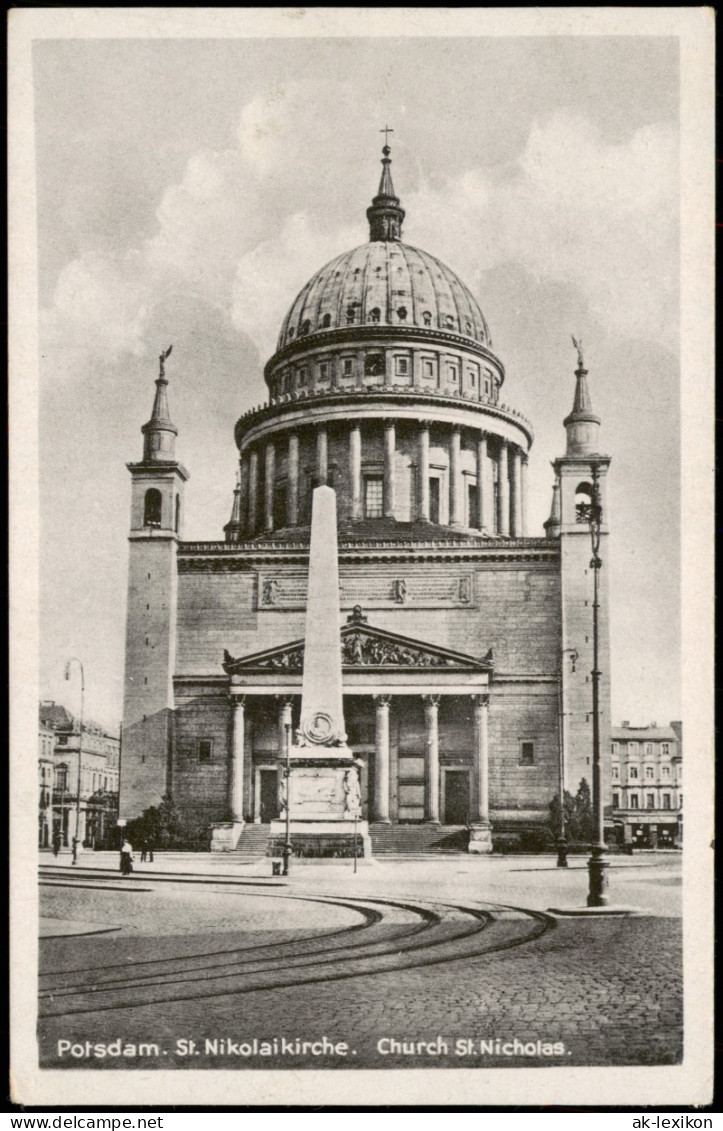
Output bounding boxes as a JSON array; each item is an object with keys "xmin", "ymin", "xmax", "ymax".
[
  {"xmin": 449, "ymin": 425, "xmax": 463, "ymax": 526},
  {"xmin": 287, "ymin": 432, "xmax": 299, "ymax": 526},
  {"xmin": 423, "ymin": 696, "xmax": 440, "ymax": 823},
  {"xmin": 374, "ymin": 695, "xmax": 391, "ymax": 822},
  {"xmin": 247, "ymin": 448, "xmax": 259, "ymax": 535},
  {"xmin": 263, "ymin": 440, "xmax": 275, "ymax": 533},
  {"xmin": 237, "ymin": 456, "xmax": 248, "ymax": 538},
  {"xmin": 497, "ymin": 441, "xmax": 510, "ymax": 536},
  {"xmin": 475, "ymin": 432, "xmax": 487, "ymax": 531},
  {"xmin": 349, "ymin": 423, "xmax": 362, "ymax": 519},
  {"xmin": 418, "ymin": 421, "xmax": 430, "ymax": 521},
  {"xmin": 469, "ymin": 694, "xmax": 492, "ymax": 852},
  {"xmin": 510, "ymin": 446, "xmax": 522, "ymax": 538},
  {"xmin": 384, "ymin": 419, "xmax": 396, "ymax": 519},
  {"xmin": 229, "ymin": 695, "xmax": 246, "ymax": 823},
  {"xmin": 277, "ymin": 695, "xmax": 294, "ymax": 756},
  {"xmin": 316, "ymin": 426, "xmax": 328, "ymax": 486},
  {"xmin": 520, "ymin": 455, "xmax": 528, "ymax": 537}
]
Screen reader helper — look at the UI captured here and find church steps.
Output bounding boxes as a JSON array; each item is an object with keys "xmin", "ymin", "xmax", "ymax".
[{"xmin": 233, "ymin": 823, "xmax": 470, "ymax": 856}]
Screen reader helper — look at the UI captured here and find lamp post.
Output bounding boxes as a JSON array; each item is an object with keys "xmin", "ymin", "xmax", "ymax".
[
  {"xmin": 282, "ymin": 722, "xmax": 292, "ymax": 876},
  {"xmin": 556, "ymin": 647, "xmax": 579, "ymax": 867},
  {"xmin": 583, "ymin": 463, "xmax": 608, "ymax": 906},
  {"xmin": 64, "ymin": 658, "xmax": 85, "ymax": 865}
]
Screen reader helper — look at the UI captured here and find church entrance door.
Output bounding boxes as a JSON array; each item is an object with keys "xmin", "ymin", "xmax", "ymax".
[
  {"xmin": 444, "ymin": 770, "xmax": 470, "ymax": 825},
  {"xmin": 259, "ymin": 769, "xmax": 279, "ymax": 823}
]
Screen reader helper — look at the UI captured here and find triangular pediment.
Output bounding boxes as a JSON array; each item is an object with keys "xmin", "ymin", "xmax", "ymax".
[{"xmin": 222, "ymin": 607, "xmax": 492, "ymax": 675}]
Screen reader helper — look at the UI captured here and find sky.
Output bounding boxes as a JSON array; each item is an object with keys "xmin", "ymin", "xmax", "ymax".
[{"xmin": 34, "ymin": 34, "xmax": 681, "ymax": 732}]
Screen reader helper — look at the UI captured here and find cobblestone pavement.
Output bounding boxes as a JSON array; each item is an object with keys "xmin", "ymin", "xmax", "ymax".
[{"xmin": 38, "ymin": 856, "xmax": 682, "ymax": 1071}]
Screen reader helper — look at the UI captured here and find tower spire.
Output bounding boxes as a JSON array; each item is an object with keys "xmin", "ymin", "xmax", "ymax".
[
  {"xmin": 224, "ymin": 469, "xmax": 243, "ymax": 543},
  {"xmin": 563, "ymin": 337, "xmax": 600, "ymax": 457},
  {"xmin": 367, "ymin": 132, "xmax": 405, "ymax": 242},
  {"xmin": 142, "ymin": 346, "xmax": 178, "ymax": 462}
]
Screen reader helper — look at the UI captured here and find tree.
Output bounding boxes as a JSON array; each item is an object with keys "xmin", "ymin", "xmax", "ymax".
[{"xmin": 548, "ymin": 778, "xmax": 593, "ymax": 845}]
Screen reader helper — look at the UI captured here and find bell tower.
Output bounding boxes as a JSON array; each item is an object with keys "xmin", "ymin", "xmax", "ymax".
[
  {"xmin": 548, "ymin": 344, "xmax": 612, "ymax": 801},
  {"xmin": 120, "ymin": 347, "xmax": 189, "ymax": 819}
]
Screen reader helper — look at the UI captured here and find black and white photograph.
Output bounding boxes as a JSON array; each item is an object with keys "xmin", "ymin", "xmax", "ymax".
[{"xmin": 9, "ymin": 7, "xmax": 713, "ymax": 1110}]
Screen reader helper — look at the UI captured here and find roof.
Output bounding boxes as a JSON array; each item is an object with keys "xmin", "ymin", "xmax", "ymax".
[
  {"xmin": 276, "ymin": 240, "xmax": 492, "ymax": 352},
  {"xmin": 38, "ymin": 702, "xmax": 75, "ymax": 732},
  {"xmin": 611, "ymin": 725, "xmax": 679, "ymax": 742}
]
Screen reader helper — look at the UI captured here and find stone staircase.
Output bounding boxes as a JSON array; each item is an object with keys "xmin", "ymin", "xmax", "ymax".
[
  {"xmin": 369, "ymin": 824, "xmax": 469, "ymax": 855},
  {"xmin": 234, "ymin": 824, "xmax": 272, "ymax": 856},
  {"xmin": 233, "ymin": 823, "xmax": 470, "ymax": 856}
]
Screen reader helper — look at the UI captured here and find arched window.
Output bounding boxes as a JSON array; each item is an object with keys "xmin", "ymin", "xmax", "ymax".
[
  {"xmin": 300, "ymin": 319, "xmax": 311, "ymax": 337},
  {"xmin": 144, "ymin": 488, "xmax": 162, "ymax": 527},
  {"xmin": 321, "ymin": 313, "xmax": 331, "ymax": 328},
  {"xmin": 397, "ymin": 306, "xmax": 407, "ymax": 321},
  {"xmin": 175, "ymin": 494, "xmax": 181, "ymax": 534},
  {"xmin": 445, "ymin": 314, "xmax": 455, "ymax": 329},
  {"xmin": 422, "ymin": 311, "xmax": 432, "ymax": 326},
  {"xmin": 575, "ymin": 482, "xmax": 593, "ymax": 523},
  {"xmin": 369, "ymin": 307, "xmax": 381, "ymax": 323},
  {"xmin": 346, "ymin": 307, "xmax": 356, "ymax": 325}
]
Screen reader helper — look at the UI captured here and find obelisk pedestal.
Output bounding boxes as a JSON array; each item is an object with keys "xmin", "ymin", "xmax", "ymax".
[{"xmin": 267, "ymin": 486, "xmax": 371, "ymax": 861}]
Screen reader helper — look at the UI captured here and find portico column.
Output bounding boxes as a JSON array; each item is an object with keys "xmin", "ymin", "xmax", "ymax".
[
  {"xmin": 277, "ymin": 695, "xmax": 294, "ymax": 756},
  {"xmin": 287, "ymin": 432, "xmax": 299, "ymax": 526},
  {"xmin": 497, "ymin": 441, "xmax": 510, "ymax": 536},
  {"xmin": 316, "ymin": 426, "xmax": 328, "ymax": 486},
  {"xmin": 469, "ymin": 694, "xmax": 493, "ymax": 853},
  {"xmin": 264, "ymin": 440, "xmax": 275, "ymax": 532},
  {"xmin": 476, "ymin": 432, "xmax": 487, "ymax": 531},
  {"xmin": 510, "ymin": 446, "xmax": 522, "ymax": 538},
  {"xmin": 450, "ymin": 426, "xmax": 463, "ymax": 526},
  {"xmin": 374, "ymin": 695, "xmax": 391, "ymax": 822},
  {"xmin": 423, "ymin": 695, "xmax": 440, "ymax": 823},
  {"xmin": 384, "ymin": 420, "xmax": 396, "ymax": 519},
  {"xmin": 350, "ymin": 423, "xmax": 362, "ymax": 519},
  {"xmin": 229, "ymin": 695, "xmax": 246, "ymax": 823},
  {"xmin": 247, "ymin": 448, "xmax": 259, "ymax": 535},
  {"xmin": 418, "ymin": 421, "xmax": 430, "ymax": 521}
]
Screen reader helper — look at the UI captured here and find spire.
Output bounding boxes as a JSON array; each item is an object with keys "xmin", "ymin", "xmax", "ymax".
[
  {"xmin": 367, "ymin": 132, "xmax": 405, "ymax": 242},
  {"xmin": 224, "ymin": 470, "xmax": 243, "ymax": 543},
  {"xmin": 141, "ymin": 346, "xmax": 178, "ymax": 462},
  {"xmin": 563, "ymin": 337, "xmax": 600, "ymax": 457},
  {"xmin": 544, "ymin": 473, "xmax": 562, "ymax": 539}
]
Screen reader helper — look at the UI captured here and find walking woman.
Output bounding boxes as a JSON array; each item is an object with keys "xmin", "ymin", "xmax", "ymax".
[{"xmin": 120, "ymin": 838, "xmax": 134, "ymax": 877}]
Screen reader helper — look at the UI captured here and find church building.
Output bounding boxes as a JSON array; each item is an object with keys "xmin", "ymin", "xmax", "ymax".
[{"xmin": 119, "ymin": 144, "xmax": 611, "ymax": 852}]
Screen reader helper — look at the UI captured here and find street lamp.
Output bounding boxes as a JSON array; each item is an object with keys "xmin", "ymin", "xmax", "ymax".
[
  {"xmin": 556, "ymin": 647, "xmax": 579, "ymax": 867},
  {"xmin": 580, "ymin": 463, "xmax": 608, "ymax": 906},
  {"xmin": 64, "ymin": 657, "xmax": 85, "ymax": 865},
  {"xmin": 282, "ymin": 722, "xmax": 292, "ymax": 876}
]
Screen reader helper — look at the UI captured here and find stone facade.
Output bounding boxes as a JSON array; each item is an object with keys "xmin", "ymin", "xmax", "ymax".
[
  {"xmin": 119, "ymin": 145, "xmax": 612, "ymax": 850},
  {"xmin": 610, "ymin": 721, "xmax": 682, "ymax": 848}
]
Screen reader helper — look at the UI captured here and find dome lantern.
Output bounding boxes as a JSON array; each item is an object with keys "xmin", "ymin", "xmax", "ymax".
[{"xmin": 366, "ymin": 142, "xmax": 405, "ymax": 242}]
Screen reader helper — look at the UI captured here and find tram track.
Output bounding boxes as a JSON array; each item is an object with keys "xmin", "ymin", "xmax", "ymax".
[{"xmin": 39, "ymin": 871, "xmax": 554, "ymax": 1019}]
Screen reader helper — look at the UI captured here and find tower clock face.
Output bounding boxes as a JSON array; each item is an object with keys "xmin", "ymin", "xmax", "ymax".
[{"xmin": 364, "ymin": 354, "xmax": 385, "ymax": 377}]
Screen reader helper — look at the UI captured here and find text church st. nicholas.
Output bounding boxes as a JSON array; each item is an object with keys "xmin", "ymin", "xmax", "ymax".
[{"xmin": 120, "ymin": 142, "xmax": 611, "ymax": 853}]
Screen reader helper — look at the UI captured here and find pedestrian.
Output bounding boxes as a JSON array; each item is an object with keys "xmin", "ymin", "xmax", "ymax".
[
  {"xmin": 140, "ymin": 836, "xmax": 147, "ymax": 863},
  {"xmin": 147, "ymin": 837, "xmax": 154, "ymax": 863},
  {"xmin": 71, "ymin": 836, "xmax": 78, "ymax": 865},
  {"xmin": 120, "ymin": 838, "xmax": 134, "ymax": 876},
  {"xmin": 52, "ymin": 829, "xmax": 61, "ymax": 857}
]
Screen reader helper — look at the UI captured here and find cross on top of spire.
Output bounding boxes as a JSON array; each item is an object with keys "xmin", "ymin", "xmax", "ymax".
[
  {"xmin": 367, "ymin": 131, "xmax": 404, "ymax": 242},
  {"xmin": 380, "ymin": 123, "xmax": 394, "ymax": 152}
]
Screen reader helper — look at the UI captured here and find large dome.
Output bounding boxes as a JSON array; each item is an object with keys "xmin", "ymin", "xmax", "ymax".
[{"xmin": 276, "ymin": 240, "xmax": 492, "ymax": 352}]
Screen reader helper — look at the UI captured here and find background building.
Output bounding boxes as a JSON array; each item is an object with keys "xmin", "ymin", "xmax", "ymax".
[
  {"xmin": 120, "ymin": 146, "xmax": 612, "ymax": 852},
  {"xmin": 610, "ymin": 721, "xmax": 682, "ymax": 848},
  {"xmin": 38, "ymin": 702, "xmax": 120, "ymax": 849}
]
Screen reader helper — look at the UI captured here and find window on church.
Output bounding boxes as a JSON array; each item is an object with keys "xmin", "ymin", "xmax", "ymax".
[
  {"xmin": 369, "ymin": 307, "xmax": 381, "ymax": 323},
  {"xmin": 448, "ymin": 364, "xmax": 459, "ymax": 383},
  {"xmin": 198, "ymin": 739, "xmax": 213, "ymax": 763},
  {"xmin": 298, "ymin": 368, "xmax": 307, "ymax": 386},
  {"xmin": 321, "ymin": 313, "xmax": 331, "ymax": 328},
  {"xmin": 423, "ymin": 358, "xmax": 434, "ymax": 378},
  {"xmin": 397, "ymin": 306, "xmax": 407, "ymax": 321},
  {"xmin": 365, "ymin": 353, "xmax": 384, "ymax": 377},
  {"xmin": 467, "ymin": 483, "xmax": 478, "ymax": 526},
  {"xmin": 300, "ymin": 319, "xmax": 311, "ymax": 337},
  {"xmin": 343, "ymin": 358, "xmax": 354, "ymax": 376},
  {"xmin": 273, "ymin": 483, "xmax": 287, "ymax": 530},
  {"xmin": 318, "ymin": 362, "xmax": 328, "ymax": 380},
  {"xmin": 144, "ymin": 488, "xmax": 162, "ymax": 527},
  {"xmin": 364, "ymin": 476, "xmax": 384, "ymax": 518},
  {"xmin": 395, "ymin": 357, "xmax": 409, "ymax": 375},
  {"xmin": 519, "ymin": 741, "xmax": 535, "ymax": 766},
  {"xmin": 429, "ymin": 477, "xmax": 441, "ymax": 523},
  {"xmin": 422, "ymin": 311, "xmax": 432, "ymax": 326},
  {"xmin": 346, "ymin": 307, "xmax": 356, "ymax": 325},
  {"xmin": 575, "ymin": 482, "xmax": 594, "ymax": 523}
]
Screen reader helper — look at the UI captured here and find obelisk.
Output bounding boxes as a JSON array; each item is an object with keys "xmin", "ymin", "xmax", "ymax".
[{"xmin": 267, "ymin": 486, "xmax": 371, "ymax": 861}]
